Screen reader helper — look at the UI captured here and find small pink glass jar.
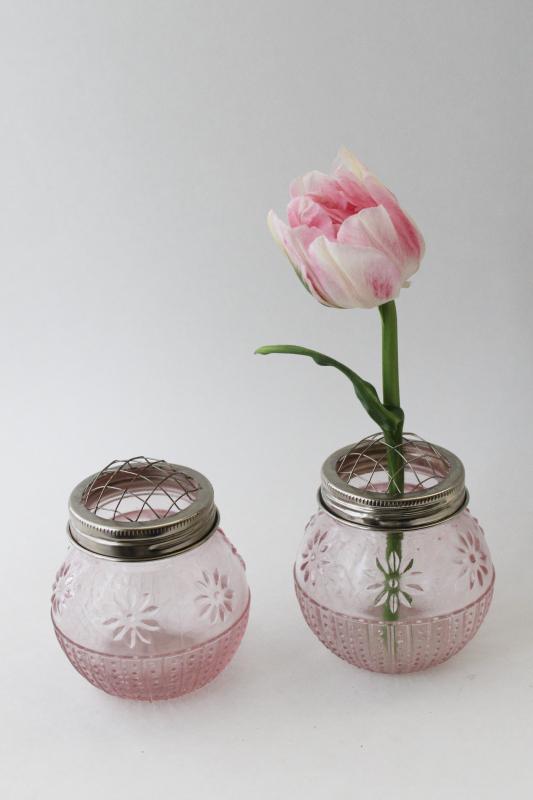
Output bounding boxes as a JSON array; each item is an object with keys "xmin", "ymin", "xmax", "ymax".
[
  {"xmin": 51, "ymin": 458, "xmax": 250, "ymax": 700},
  {"xmin": 294, "ymin": 434, "xmax": 494, "ymax": 674}
]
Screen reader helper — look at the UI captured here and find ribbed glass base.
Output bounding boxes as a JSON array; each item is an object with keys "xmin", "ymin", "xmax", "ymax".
[
  {"xmin": 295, "ymin": 578, "xmax": 494, "ymax": 674},
  {"xmin": 53, "ymin": 600, "xmax": 250, "ymax": 700}
]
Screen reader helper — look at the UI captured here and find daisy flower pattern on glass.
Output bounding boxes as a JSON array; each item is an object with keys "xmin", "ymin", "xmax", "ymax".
[
  {"xmin": 195, "ymin": 569, "xmax": 234, "ymax": 623},
  {"xmin": 366, "ymin": 552, "xmax": 423, "ymax": 615},
  {"xmin": 300, "ymin": 530, "xmax": 330, "ymax": 586},
  {"xmin": 102, "ymin": 590, "xmax": 160, "ymax": 648},
  {"xmin": 51, "ymin": 562, "xmax": 75, "ymax": 615},
  {"xmin": 454, "ymin": 529, "xmax": 490, "ymax": 589}
]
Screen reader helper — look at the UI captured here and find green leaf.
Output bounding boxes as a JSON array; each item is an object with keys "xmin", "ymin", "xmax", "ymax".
[{"xmin": 255, "ymin": 344, "xmax": 404, "ymax": 436}]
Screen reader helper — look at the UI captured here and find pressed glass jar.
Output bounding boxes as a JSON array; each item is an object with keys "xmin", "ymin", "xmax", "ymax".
[
  {"xmin": 294, "ymin": 434, "xmax": 494, "ymax": 674},
  {"xmin": 51, "ymin": 458, "xmax": 250, "ymax": 700}
]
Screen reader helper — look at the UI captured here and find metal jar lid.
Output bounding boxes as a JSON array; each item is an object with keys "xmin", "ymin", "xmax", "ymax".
[
  {"xmin": 68, "ymin": 457, "xmax": 219, "ymax": 561},
  {"xmin": 319, "ymin": 433, "xmax": 468, "ymax": 531}
]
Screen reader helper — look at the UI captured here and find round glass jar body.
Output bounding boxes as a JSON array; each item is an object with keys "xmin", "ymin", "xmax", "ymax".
[
  {"xmin": 52, "ymin": 529, "xmax": 249, "ymax": 700},
  {"xmin": 52, "ymin": 458, "xmax": 249, "ymax": 700},
  {"xmin": 294, "ymin": 436, "xmax": 494, "ymax": 674}
]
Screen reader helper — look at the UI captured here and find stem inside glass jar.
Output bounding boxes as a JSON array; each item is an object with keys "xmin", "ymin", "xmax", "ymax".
[{"xmin": 379, "ymin": 301, "xmax": 404, "ymax": 623}]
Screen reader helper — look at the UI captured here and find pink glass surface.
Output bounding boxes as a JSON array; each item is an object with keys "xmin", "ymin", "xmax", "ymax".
[
  {"xmin": 294, "ymin": 508, "xmax": 494, "ymax": 673},
  {"xmin": 51, "ymin": 529, "xmax": 250, "ymax": 700}
]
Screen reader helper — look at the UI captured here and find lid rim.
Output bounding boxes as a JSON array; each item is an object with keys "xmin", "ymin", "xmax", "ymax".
[
  {"xmin": 68, "ymin": 460, "xmax": 218, "ymax": 560},
  {"xmin": 320, "ymin": 438, "xmax": 468, "ymax": 530},
  {"xmin": 67, "ymin": 509, "xmax": 220, "ymax": 561}
]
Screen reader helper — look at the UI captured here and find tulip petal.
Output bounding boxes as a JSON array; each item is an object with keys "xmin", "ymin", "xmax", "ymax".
[
  {"xmin": 364, "ymin": 176, "xmax": 425, "ymax": 265},
  {"xmin": 335, "ymin": 147, "xmax": 425, "ymax": 267},
  {"xmin": 289, "ymin": 170, "xmax": 340, "ymax": 200},
  {"xmin": 287, "ymin": 196, "xmax": 336, "ymax": 239},
  {"xmin": 267, "ymin": 211, "xmax": 335, "ymax": 305},
  {"xmin": 267, "ymin": 209, "xmax": 310, "ymax": 286},
  {"xmin": 337, "ymin": 206, "xmax": 405, "ymax": 270},
  {"xmin": 306, "ymin": 236, "xmax": 367, "ymax": 308},
  {"xmin": 335, "ymin": 146, "xmax": 370, "ymax": 182},
  {"xmin": 309, "ymin": 236, "xmax": 402, "ymax": 308},
  {"xmin": 331, "ymin": 153, "xmax": 378, "ymax": 215},
  {"xmin": 290, "ymin": 170, "xmax": 358, "ymax": 224}
]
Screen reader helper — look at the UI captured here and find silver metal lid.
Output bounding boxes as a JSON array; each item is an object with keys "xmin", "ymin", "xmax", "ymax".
[
  {"xmin": 68, "ymin": 457, "xmax": 219, "ymax": 561},
  {"xmin": 319, "ymin": 433, "xmax": 468, "ymax": 531}
]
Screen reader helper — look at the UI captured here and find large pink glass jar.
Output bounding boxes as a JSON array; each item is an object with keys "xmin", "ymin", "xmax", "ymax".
[
  {"xmin": 51, "ymin": 458, "xmax": 250, "ymax": 700},
  {"xmin": 295, "ymin": 434, "xmax": 494, "ymax": 674}
]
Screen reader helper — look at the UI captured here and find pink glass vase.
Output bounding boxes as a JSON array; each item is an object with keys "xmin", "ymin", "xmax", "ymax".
[
  {"xmin": 51, "ymin": 458, "xmax": 250, "ymax": 700},
  {"xmin": 294, "ymin": 434, "xmax": 494, "ymax": 674}
]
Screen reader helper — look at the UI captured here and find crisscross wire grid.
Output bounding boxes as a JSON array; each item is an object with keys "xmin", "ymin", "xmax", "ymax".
[
  {"xmin": 81, "ymin": 457, "xmax": 200, "ymax": 523},
  {"xmin": 336, "ymin": 433, "xmax": 451, "ymax": 495}
]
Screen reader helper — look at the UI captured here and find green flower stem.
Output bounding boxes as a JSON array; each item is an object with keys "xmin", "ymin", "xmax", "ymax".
[
  {"xmin": 255, "ymin": 302, "xmax": 406, "ymax": 627},
  {"xmin": 379, "ymin": 301, "xmax": 404, "ymax": 623}
]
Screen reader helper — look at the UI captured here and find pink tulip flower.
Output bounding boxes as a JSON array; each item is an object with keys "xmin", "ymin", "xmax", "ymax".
[{"xmin": 268, "ymin": 148, "xmax": 425, "ymax": 308}]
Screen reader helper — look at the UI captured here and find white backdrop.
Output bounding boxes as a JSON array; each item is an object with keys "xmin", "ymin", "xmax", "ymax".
[{"xmin": 2, "ymin": 1, "xmax": 533, "ymax": 797}]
